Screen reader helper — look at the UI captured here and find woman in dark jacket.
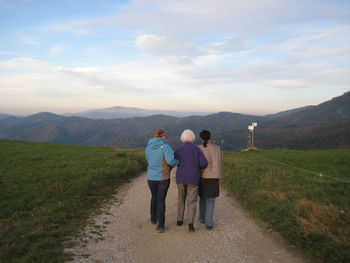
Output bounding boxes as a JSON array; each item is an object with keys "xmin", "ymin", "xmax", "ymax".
[
  {"xmin": 198, "ymin": 130, "xmax": 222, "ymax": 230},
  {"xmin": 174, "ymin": 129, "xmax": 208, "ymax": 232}
]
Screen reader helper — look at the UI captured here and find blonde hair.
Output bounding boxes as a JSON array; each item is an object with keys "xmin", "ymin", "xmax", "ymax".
[
  {"xmin": 180, "ymin": 129, "xmax": 195, "ymax": 143},
  {"xmin": 154, "ymin": 129, "xmax": 165, "ymax": 138}
]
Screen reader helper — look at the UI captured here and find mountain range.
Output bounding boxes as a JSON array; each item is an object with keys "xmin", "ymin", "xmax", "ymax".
[
  {"xmin": 0, "ymin": 91, "xmax": 349, "ymax": 150},
  {"xmin": 63, "ymin": 106, "xmax": 212, "ymax": 119},
  {"xmin": 0, "ymin": 114, "xmax": 13, "ymax": 120}
]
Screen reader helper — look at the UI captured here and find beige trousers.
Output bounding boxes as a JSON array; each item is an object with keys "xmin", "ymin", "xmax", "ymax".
[{"xmin": 177, "ymin": 184, "xmax": 199, "ymax": 224}]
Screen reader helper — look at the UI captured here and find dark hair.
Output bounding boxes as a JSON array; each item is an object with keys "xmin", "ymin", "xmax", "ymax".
[{"xmin": 200, "ymin": 130, "xmax": 211, "ymax": 148}]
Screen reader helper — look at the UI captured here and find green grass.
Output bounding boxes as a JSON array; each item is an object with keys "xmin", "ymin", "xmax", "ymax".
[
  {"xmin": 222, "ymin": 149, "xmax": 350, "ymax": 263},
  {"xmin": 0, "ymin": 140, "xmax": 147, "ymax": 263}
]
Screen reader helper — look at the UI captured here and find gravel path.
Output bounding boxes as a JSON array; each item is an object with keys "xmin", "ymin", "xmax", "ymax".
[{"xmin": 66, "ymin": 170, "xmax": 308, "ymax": 263}]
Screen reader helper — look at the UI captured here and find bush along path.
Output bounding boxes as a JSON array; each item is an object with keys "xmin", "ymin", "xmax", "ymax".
[{"xmin": 66, "ymin": 170, "xmax": 308, "ymax": 263}]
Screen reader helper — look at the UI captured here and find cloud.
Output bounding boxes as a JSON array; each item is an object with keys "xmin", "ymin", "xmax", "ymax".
[
  {"xmin": 313, "ymin": 68, "xmax": 350, "ymax": 86},
  {"xmin": 123, "ymin": 0, "xmax": 349, "ymax": 38},
  {"xmin": 41, "ymin": 1, "xmax": 307, "ymax": 39},
  {"xmin": 50, "ymin": 20, "xmax": 93, "ymax": 36},
  {"xmin": 52, "ymin": 64, "xmax": 147, "ymax": 94},
  {"xmin": 43, "ymin": 0, "xmax": 350, "ymax": 43},
  {"xmin": 0, "ymin": 57, "xmax": 52, "ymax": 72},
  {"xmin": 19, "ymin": 38, "xmax": 39, "ymax": 47},
  {"xmin": 45, "ymin": 1, "xmax": 350, "ymax": 60},
  {"xmin": 54, "ymin": 66, "xmax": 100, "ymax": 75},
  {"xmin": 1, "ymin": 0, "xmax": 349, "ymax": 113},
  {"xmin": 292, "ymin": 46, "xmax": 350, "ymax": 62},
  {"xmin": 266, "ymin": 79, "xmax": 314, "ymax": 89},
  {"xmin": 267, "ymin": 27, "xmax": 349, "ymax": 52},
  {"xmin": 136, "ymin": 34, "xmax": 203, "ymax": 55},
  {"xmin": 0, "ymin": 58, "xmax": 106, "ymax": 97},
  {"xmin": 211, "ymin": 37, "xmax": 250, "ymax": 52},
  {"xmin": 0, "ymin": 51, "xmax": 13, "ymax": 55},
  {"xmin": 49, "ymin": 45, "xmax": 64, "ymax": 58},
  {"xmin": 86, "ymin": 46, "xmax": 99, "ymax": 56}
]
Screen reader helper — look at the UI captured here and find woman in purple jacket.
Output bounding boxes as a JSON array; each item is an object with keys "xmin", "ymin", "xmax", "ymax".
[{"xmin": 174, "ymin": 129, "xmax": 208, "ymax": 232}]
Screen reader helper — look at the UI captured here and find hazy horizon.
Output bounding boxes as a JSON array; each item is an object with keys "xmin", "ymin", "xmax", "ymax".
[
  {"xmin": 1, "ymin": 1, "xmax": 349, "ymax": 115},
  {"xmin": 0, "ymin": 105, "xmax": 213, "ymax": 116},
  {"xmin": 0, "ymin": 102, "xmax": 314, "ymax": 117}
]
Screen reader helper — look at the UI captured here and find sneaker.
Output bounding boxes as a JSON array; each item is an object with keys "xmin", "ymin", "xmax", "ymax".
[
  {"xmin": 176, "ymin": 220, "xmax": 183, "ymax": 226},
  {"xmin": 188, "ymin": 224, "xmax": 195, "ymax": 232},
  {"xmin": 157, "ymin": 226, "xmax": 165, "ymax": 233},
  {"xmin": 206, "ymin": 226, "xmax": 213, "ymax": 230}
]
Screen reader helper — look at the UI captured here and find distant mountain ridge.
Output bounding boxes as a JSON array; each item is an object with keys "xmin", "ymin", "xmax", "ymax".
[
  {"xmin": 64, "ymin": 105, "xmax": 315, "ymax": 119},
  {"xmin": 64, "ymin": 106, "xmax": 212, "ymax": 119},
  {"xmin": 1, "ymin": 103, "xmax": 316, "ymax": 120},
  {"xmin": 261, "ymin": 118, "xmax": 350, "ymax": 149},
  {"xmin": 0, "ymin": 114, "xmax": 14, "ymax": 120},
  {"xmin": 215, "ymin": 91, "xmax": 350, "ymax": 150},
  {"xmin": 264, "ymin": 106, "xmax": 314, "ymax": 118},
  {"xmin": 283, "ymin": 91, "xmax": 350, "ymax": 125},
  {"xmin": 0, "ymin": 91, "xmax": 349, "ymax": 150},
  {"xmin": 0, "ymin": 111, "xmax": 264, "ymax": 148}
]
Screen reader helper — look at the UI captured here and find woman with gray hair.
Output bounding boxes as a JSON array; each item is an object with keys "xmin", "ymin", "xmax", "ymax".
[{"xmin": 174, "ymin": 129, "xmax": 208, "ymax": 232}]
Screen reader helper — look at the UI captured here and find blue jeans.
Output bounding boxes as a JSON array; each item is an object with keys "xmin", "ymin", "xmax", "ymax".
[
  {"xmin": 199, "ymin": 197, "xmax": 216, "ymax": 227},
  {"xmin": 148, "ymin": 179, "xmax": 170, "ymax": 228}
]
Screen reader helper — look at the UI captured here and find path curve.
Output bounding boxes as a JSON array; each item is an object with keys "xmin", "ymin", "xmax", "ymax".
[{"xmin": 66, "ymin": 170, "xmax": 307, "ymax": 263}]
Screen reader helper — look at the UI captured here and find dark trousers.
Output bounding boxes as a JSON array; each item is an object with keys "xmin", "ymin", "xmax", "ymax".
[{"xmin": 148, "ymin": 179, "xmax": 170, "ymax": 228}]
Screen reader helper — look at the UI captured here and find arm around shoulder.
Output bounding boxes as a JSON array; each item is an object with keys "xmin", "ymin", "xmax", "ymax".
[
  {"xmin": 164, "ymin": 143, "xmax": 179, "ymax": 167},
  {"xmin": 199, "ymin": 148, "xmax": 208, "ymax": 169}
]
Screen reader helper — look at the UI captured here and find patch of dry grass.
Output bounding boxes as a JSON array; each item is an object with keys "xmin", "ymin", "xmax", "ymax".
[{"xmin": 222, "ymin": 149, "xmax": 350, "ymax": 263}]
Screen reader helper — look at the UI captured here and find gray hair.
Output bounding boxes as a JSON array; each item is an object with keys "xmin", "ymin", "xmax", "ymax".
[{"xmin": 180, "ymin": 129, "xmax": 196, "ymax": 143}]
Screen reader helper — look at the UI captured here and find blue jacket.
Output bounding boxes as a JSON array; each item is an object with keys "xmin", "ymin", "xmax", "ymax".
[
  {"xmin": 174, "ymin": 142, "xmax": 208, "ymax": 186},
  {"xmin": 145, "ymin": 138, "xmax": 179, "ymax": 181}
]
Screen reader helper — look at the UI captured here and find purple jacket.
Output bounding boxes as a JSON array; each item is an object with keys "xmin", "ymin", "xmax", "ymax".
[{"xmin": 174, "ymin": 142, "xmax": 208, "ymax": 186}]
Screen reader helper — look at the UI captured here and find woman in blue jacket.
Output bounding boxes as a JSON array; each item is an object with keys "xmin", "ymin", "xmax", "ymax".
[{"xmin": 145, "ymin": 129, "xmax": 178, "ymax": 233}]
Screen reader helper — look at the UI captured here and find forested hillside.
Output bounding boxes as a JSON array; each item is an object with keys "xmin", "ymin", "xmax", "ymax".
[{"xmin": 0, "ymin": 92, "xmax": 349, "ymax": 150}]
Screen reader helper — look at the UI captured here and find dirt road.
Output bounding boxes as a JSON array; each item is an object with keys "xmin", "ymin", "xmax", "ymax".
[{"xmin": 66, "ymin": 171, "xmax": 307, "ymax": 263}]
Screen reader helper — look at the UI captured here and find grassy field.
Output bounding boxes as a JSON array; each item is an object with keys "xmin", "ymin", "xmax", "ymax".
[
  {"xmin": 222, "ymin": 149, "xmax": 350, "ymax": 263},
  {"xmin": 0, "ymin": 140, "xmax": 147, "ymax": 263}
]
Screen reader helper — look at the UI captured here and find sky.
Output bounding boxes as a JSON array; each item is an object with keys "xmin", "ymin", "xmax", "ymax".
[{"xmin": 0, "ymin": 0, "xmax": 349, "ymax": 116}]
